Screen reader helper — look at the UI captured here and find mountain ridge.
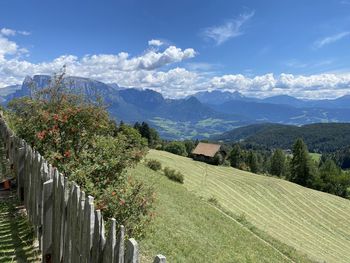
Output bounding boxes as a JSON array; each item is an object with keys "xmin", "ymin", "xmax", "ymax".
[{"xmin": 2, "ymin": 75, "xmax": 350, "ymax": 139}]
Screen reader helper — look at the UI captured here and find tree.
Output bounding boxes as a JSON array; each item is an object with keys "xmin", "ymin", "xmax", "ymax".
[
  {"xmin": 247, "ymin": 150, "xmax": 259, "ymax": 173},
  {"xmin": 290, "ymin": 138, "xmax": 316, "ymax": 187},
  {"xmin": 229, "ymin": 144, "xmax": 243, "ymax": 168},
  {"xmin": 270, "ymin": 149, "xmax": 286, "ymax": 177},
  {"xmin": 319, "ymin": 159, "xmax": 350, "ymax": 198},
  {"xmin": 134, "ymin": 121, "xmax": 160, "ymax": 148},
  {"xmin": 164, "ymin": 141, "xmax": 188, "ymax": 156},
  {"xmin": 183, "ymin": 140, "xmax": 195, "ymax": 156}
]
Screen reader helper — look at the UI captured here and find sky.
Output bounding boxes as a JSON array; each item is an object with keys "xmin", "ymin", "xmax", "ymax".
[{"xmin": 1, "ymin": 0, "xmax": 350, "ymax": 99}]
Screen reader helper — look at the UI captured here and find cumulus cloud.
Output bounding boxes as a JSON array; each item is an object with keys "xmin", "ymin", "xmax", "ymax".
[
  {"xmin": 148, "ymin": 39, "xmax": 164, "ymax": 47},
  {"xmin": 202, "ymin": 11, "xmax": 254, "ymax": 45},
  {"xmin": 314, "ymin": 31, "xmax": 350, "ymax": 48},
  {"xmin": 0, "ymin": 28, "xmax": 16, "ymax": 36},
  {"xmin": 0, "ymin": 28, "xmax": 31, "ymax": 37},
  {"xmin": 0, "ymin": 34, "xmax": 199, "ymax": 97},
  {"xmin": 209, "ymin": 73, "xmax": 350, "ymax": 99}
]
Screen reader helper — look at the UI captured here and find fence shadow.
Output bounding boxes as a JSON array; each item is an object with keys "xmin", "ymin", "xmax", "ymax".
[{"xmin": 0, "ymin": 197, "xmax": 40, "ymax": 263}]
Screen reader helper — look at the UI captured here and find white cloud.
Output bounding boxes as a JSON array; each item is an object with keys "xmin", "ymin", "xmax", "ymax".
[
  {"xmin": 0, "ymin": 34, "xmax": 198, "ymax": 97},
  {"xmin": 202, "ymin": 11, "xmax": 254, "ymax": 45},
  {"xmin": 18, "ymin": 31, "xmax": 31, "ymax": 36},
  {"xmin": 314, "ymin": 31, "xmax": 350, "ymax": 48},
  {"xmin": 0, "ymin": 35, "xmax": 21, "ymax": 57},
  {"xmin": 209, "ymin": 73, "xmax": 350, "ymax": 99},
  {"xmin": 0, "ymin": 28, "xmax": 16, "ymax": 36},
  {"xmin": 148, "ymin": 39, "xmax": 164, "ymax": 47},
  {"xmin": 0, "ymin": 28, "xmax": 31, "ymax": 37}
]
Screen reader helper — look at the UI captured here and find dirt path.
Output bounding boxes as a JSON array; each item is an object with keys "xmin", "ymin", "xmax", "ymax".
[{"xmin": 0, "ymin": 192, "xmax": 39, "ymax": 263}]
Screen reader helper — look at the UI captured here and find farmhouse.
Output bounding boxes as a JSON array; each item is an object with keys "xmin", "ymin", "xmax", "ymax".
[{"xmin": 191, "ymin": 142, "xmax": 225, "ymax": 165}]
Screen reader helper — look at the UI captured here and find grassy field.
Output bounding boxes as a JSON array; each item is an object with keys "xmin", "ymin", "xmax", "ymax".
[
  {"xmin": 133, "ymin": 163, "xmax": 313, "ymax": 263},
  {"xmin": 0, "ymin": 197, "xmax": 39, "ymax": 263},
  {"xmin": 146, "ymin": 150, "xmax": 350, "ymax": 263},
  {"xmin": 309, "ymin": 153, "xmax": 321, "ymax": 163}
]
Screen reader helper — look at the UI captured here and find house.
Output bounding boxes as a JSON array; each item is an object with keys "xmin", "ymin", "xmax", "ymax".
[{"xmin": 191, "ymin": 142, "xmax": 225, "ymax": 165}]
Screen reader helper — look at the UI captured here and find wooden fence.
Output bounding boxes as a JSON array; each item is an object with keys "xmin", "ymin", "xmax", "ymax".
[{"xmin": 0, "ymin": 116, "xmax": 166, "ymax": 263}]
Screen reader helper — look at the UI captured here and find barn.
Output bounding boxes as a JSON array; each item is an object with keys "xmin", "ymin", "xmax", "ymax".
[{"xmin": 191, "ymin": 142, "xmax": 225, "ymax": 165}]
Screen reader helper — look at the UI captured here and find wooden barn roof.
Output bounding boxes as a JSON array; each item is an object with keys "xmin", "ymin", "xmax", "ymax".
[{"xmin": 192, "ymin": 142, "xmax": 221, "ymax": 157}]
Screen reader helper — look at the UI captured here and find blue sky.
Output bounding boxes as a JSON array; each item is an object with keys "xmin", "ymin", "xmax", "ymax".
[{"xmin": 1, "ymin": 0, "xmax": 350, "ymax": 99}]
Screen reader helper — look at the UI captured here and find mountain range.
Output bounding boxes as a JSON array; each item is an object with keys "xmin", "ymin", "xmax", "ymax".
[{"xmin": 2, "ymin": 75, "xmax": 350, "ymax": 139}]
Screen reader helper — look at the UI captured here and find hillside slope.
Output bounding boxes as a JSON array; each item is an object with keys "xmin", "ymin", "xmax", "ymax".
[
  {"xmin": 147, "ymin": 150, "xmax": 350, "ymax": 263},
  {"xmin": 132, "ymin": 163, "xmax": 313, "ymax": 263}
]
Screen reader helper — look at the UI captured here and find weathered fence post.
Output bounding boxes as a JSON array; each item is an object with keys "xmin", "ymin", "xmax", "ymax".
[
  {"xmin": 92, "ymin": 210, "xmax": 105, "ymax": 263},
  {"xmin": 42, "ymin": 179, "xmax": 53, "ymax": 263},
  {"xmin": 103, "ymin": 218, "xmax": 116, "ymax": 263},
  {"xmin": 125, "ymin": 238, "xmax": 139, "ymax": 263},
  {"xmin": 81, "ymin": 195, "xmax": 95, "ymax": 263},
  {"xmin": 71, "ymin": 184, "xmax": 81, "ymax": 263},
  {"xmin": 116, "ymin": 225, "xmax": 125, "ymax": 263},
  {"xmin": 17, "ymin": 144, "xmax": 25, "ymax": 201}
]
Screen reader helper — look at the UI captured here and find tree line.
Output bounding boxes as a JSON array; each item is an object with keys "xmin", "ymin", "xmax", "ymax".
[{"xmin": 152, "ymin": 134, "xmax": 350, "ymax": 199}]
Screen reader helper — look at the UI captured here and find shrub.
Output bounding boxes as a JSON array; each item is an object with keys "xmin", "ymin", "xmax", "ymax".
[
  {"xmin": 164, "ymin": 141, "xmax": 188, "ymax": 156},
  {"xmin": 8, "ymin": 71, "xmax": 153, "ymax": 239},
  {"xmin": 208, "ymin": 196, "xmax": 220, "ymax": 206},
  {"xmin": 146, "ymin": 159, "xmax": 162, "ymax": 171},
  {"xmin": 163, "ymin": 167, "xmax": 184, "ymax": 183}
]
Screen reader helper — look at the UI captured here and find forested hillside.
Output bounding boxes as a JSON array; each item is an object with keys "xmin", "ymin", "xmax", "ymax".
[{"xmin": 213, "ymin": 123, "xmax": 350, "ymax": 153}]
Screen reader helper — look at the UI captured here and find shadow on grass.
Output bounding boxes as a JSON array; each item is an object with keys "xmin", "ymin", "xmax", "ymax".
[{"xmin": 0, "ymin": 196, "xmax": 40, "ymax": 262}]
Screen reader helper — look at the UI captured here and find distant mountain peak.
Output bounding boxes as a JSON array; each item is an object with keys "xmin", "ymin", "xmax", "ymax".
[{"xmin": 192, "ymin": 89, "xmax": 247, "ymax": 105}]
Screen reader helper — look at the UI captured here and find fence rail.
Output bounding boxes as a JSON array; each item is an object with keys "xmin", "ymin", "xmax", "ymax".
[{"xmin": 0, "ymin": 115, "xmax": 166, "ymax": 263}]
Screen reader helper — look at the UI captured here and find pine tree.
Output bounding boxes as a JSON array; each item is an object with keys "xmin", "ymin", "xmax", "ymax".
[
  {"xmin": 229, "ymin": 144, "xmax": 243, "ymax": 168},
  {"xmin": 290, "ymin": 138, "xmax": 315, "ymax": 187},
  {"xmin": 247, "ymin": 150, "xmax": 259, "ymax": 173},
  {"xmin": 270, "ymin": 149, "xmax": 286, "ymax": 177}
]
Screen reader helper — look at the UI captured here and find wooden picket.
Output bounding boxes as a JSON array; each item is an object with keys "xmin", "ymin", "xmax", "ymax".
[{"xmin": 0, "ymin": 115, "xmax": 166, "ymax": 263}]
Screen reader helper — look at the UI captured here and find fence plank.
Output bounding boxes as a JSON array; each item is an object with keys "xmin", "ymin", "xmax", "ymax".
[
  {"xmin": 125, "ymin": 238, "xmax": 139, "ymax": 263},
  {"xmin": 17, "ymin": 145, "xmax": 25, "ymax": 201},
  {"xmin": 116, "ymin": 225, "xmax": 125, "ymax": 263},
  {"xmin": 52, "ymin": 170, "xmax": 62, "ymax": 263},
  {"xmin": 81, "ymin": 195, "xmax": 94, "ymax": 263},
  {"xmin": 72, "ymin": 184, "xmax": 81, "ymax": 263},
  {"xmin": 78, "ymin": 190, "xmax": 86, "ymax": 262},
  {"xmin": 63, "ymin": 182, "xmax": 74, "ymax": 263},
  {"xmin": 103, "ymin": 218, "xmax": 116, "ymax": 263},
  {"xmin": 60, "ymin": 177, "xmax": 69, "ymax": 261},
  {"xmin": 42, "ymin": 179, "xmax": 53, "ymax": 263},
  {"xmin": 92, "ymin": 210, "xmax": 105, "ymax": 263}
]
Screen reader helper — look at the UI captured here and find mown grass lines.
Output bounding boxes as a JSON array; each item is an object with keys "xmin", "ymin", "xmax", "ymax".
[
  {"xmin": 132, "ymin": 164, "xmax": 313, "ymax": 263},
  {"xmin": 148, "ymin": 150, "xmax": 350, "ymax": 263}
]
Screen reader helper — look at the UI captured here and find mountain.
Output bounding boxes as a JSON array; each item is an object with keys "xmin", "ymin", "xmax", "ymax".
[
  {"xmin": 261, "ymin": 95, "xmax": 306, "ymax": 107},
  {"xmin": 3, "ymin": 76, "xmax": 350, "ymax": 140},
  {"xmin": 0, "ymin": 84, "xmax": 22, "ymax": 97},
  {"xmin": 119, "ymin": 88, "xmax": 165, "ymax": 110},
  {"xmin": 212, "ymin": 122, "xmax": 350, "ymax": 153},
  {"xmin": 194, "ymin": 89, "xmax": 350, "ymax": 109},
  {"xmin": 1, "ymin": 75, "xmax": 251, "ymax": 139},
  {"xmin": 191, "ymin": 90, "xmax": 251, "ymax": 105}
]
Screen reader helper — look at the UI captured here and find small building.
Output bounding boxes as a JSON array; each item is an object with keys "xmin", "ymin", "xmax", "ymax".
[{"xmin": 191, "ymin": 142, "xmax": 225, "ymax": 165}]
